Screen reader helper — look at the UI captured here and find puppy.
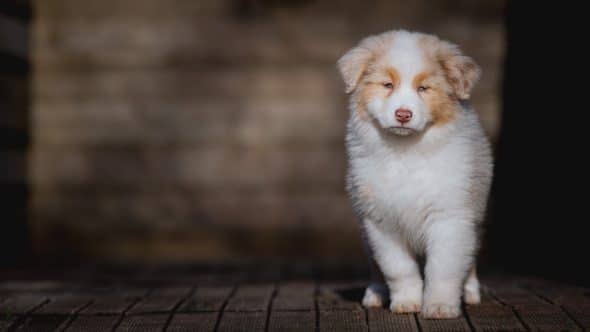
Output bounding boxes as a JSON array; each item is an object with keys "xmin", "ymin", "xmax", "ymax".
[{"xmin": 338, "ymin": 30, "xmax": 493, "ymax": 319}]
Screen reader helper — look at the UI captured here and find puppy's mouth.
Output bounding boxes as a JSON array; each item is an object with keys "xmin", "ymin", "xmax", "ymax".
[{"xmin": 386, "ymin": 126, "xmax": 417, "ymax": 136}]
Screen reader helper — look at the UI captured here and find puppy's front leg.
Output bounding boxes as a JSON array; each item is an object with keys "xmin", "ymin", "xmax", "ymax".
[
  {"xmin": 423, "ymin": 219, "xmax": 476, "ymax": 319},
  {"xmin": 364, "ymin": 219, "xmax": 423, "ymax": 313}
]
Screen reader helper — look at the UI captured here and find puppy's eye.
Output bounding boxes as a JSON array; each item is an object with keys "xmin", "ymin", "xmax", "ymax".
[
  {"xmin": 418, "ymin": 86, "xmax": 430, "ymax": 92},
  {"xmin": 383, "ymin": 82, "xmax": 394, "ymax": 89}
]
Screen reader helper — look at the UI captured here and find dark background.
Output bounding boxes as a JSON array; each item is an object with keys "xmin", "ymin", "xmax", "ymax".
[
  {"xmin": 488, "ymin": 1, "xmax": 589, "ymax": 286},
  {"xmin": 1, "ymin": 0, "xmax": 31, "ymax": 266},
  {"xmin": 1, "ymin": 0, "xmax": 588, "ymax": 286}
]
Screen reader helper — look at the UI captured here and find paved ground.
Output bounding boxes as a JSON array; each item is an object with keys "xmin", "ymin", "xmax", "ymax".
[{"xmin": 0, "ymin": 263, "xmax": 588, "ymax": 331}]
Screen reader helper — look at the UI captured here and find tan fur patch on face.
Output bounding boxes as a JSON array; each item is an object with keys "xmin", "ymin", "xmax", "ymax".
[
  {"xmin": 418, "ymin": 34, "xmax": 480, "ymax": 100},
  {"xmin": 354, "ymin": 84, "xmax": 378, "ymax": 121},
  {"xmin": 343, "ymin": 33, "xmax": 398, "ymax": 121},
  {"xmin": 412, "ymin": 70, "xmax": 459, "ymax": 126},
  {"xmin": 355, "ymin": 67, "xmax": 400, "ymax": 121},
  {"xmin": 339, "ymin": 32, "xmax": 395, "ymax": 94},
  {"xmin": 412, "ymin": 72, "xmax": 430, "ymax": 90},
  {"xmin": 385, "ymin": 68, "xmax": 401, "ymax": 91}
]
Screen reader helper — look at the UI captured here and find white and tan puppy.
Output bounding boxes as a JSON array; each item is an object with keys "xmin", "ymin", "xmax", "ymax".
[{"xmin": 338, "ymin": 30, "xmax": 493, "ymax": 319}]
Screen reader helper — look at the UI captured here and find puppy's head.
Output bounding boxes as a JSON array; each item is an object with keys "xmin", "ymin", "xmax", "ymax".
[{"xmin": 338, "ymin": 30, "xmax": 480, "ymax": 136}]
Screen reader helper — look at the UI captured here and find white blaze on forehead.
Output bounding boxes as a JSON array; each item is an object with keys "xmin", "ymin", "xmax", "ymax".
[{"xmin": 386, "ymin": 31, "xmax": 427, "ymax": 84}]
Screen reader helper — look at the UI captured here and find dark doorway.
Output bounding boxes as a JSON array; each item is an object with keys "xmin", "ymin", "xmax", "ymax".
[
  {"xmin": 488, "ymin": 1, "xmax": 589, "ymax": 286},
  {"xmin": 0, "ymin": 1, "xmax": 31, "ymax": 265}
]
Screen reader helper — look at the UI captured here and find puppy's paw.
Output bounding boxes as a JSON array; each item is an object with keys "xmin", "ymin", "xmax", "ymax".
[
  {"xmin": 362, "ymin": 283, "xmax": 387, "ymax": 308},
  {"xmin": 390, "ymin": 290, "xmax": 422, "ymax": 313},
  {"xmin": 422, "ymin": 303, "xmax": 461, "ymax": 319},
  {"xmin": 390, "ymin": 300, "xmax": 421, "ymax": 313},
  {"xmin": 464, "ymin": 288, "xmax": 481, "ymax": 305}
]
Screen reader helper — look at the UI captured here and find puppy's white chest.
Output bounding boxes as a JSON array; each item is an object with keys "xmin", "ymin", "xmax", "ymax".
[{"xmin": 355, "ymin": 147, "xmax": 463, "ymax": 227}]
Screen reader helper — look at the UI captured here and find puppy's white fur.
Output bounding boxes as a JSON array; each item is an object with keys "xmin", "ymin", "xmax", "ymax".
[{"xmin": 339, "ymin": 30, "xmax": 493, "ymax": 319}]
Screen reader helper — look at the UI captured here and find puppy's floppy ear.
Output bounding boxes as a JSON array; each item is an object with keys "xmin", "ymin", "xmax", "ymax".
[
  {"xmin": 337, "ymin": 37, "xmax": 379, "ymax": 94},
  {"xmin": 437, "ymin": 41, "xmax": 481, "ymax": 100}
]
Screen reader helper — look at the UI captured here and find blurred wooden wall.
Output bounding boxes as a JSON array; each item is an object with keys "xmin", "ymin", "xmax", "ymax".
[{"xmin": 31, "ymin": 0, "xmax": 505, "ymax": 262}]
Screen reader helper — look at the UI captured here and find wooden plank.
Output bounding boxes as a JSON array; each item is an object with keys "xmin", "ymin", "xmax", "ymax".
[
  {"xmin": 217, "ymin": 311, "xmax": 267, "ymax": 332},
  {"xmin": 273, "ymin": 282, "xmax": 315, "ymax": 311},
  {"xmin": 0, "ymin": 315, "xmax": 19, "ymax": 331},
  {"xmin": 417, "ymin": 315, "xmax": 471, "ymax": 332},
  {"xmin": 79, "ymin": 287, "xmax": 147, "ymax": 314},
  {"xmin": 81, "ymin": 294, "xmax": 142, "ymax": 315},
  {"xmin": 520, "ymin": 280, "xmax": 590, "ymax": 329},
  {"xmin": 63, "ymin": 315, "xmax": 120, "ymax": 332},
  {"xmin": 114, "ymin": 314, "xmax": 169, "ymax": 332},
  {"xmin": 490, "ymin": 283, "xmax": 582, "ymax": 330},
  {"xmin": 166, "ymin": 312, "xmax": 218, "ymax": 332},
  {"xmin": 224, "ymin": 284, "xmax": 275, "ymax": 312},
  {"xmin": 514, "ymin": 304, "xmax": 582, "ymax": 331},
  {"xmin": 561, "ymin": 304, "xmax": 590, "ymax": 329},
  {"xmin": 466, "ymin": 304, "xmax": 525, "ymax": 332},
  {"xmin": 1, "ymin": 294, "xmax": 48, "ymax": 314},
  {"xmin": 536, "ymin": 289, "xmax": 590, "ymax": 307},
  {"xmin": 317, "ymin": 283, "xmax": 364, "ymax": 312},
  {"xmin": 319, "ymin": 310, "xmax": 367, "ymax": 332},
  {"xmin": 522, "ymin": 278, "xmax": 590, "ymax": 306},
  {"xmin": 127, "ymin": 287, "xmax": 191, "ymax": 314},
  {"xmin": 487, "ymin": 283, "xmax": 546, "ymax": 308},
  {"xmin": 268, "ymin": 310, "xmax": 315, "ymax": 332},
  {"xmin": 178, "ymin": 286, "xmax": 233, "ymax": 312},
  {"xmin": 35, "ymin": 294, "xmax": 92, "ymax": 315},
  {"xmin": 366, "ymin": 309, "xmax": 419, "ymax": 332},
  {"xmin": 462, "ymin": 285, "xmax": 526, "ymax": 332},
  {"xmin": 13, "ymin": 315, "xmax": 69, "ymax": 332}
]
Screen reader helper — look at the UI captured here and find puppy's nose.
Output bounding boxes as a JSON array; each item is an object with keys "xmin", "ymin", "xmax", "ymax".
[{"xmin": 395, "ymin": 108, "xmax": 413, "ymax": 124}]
